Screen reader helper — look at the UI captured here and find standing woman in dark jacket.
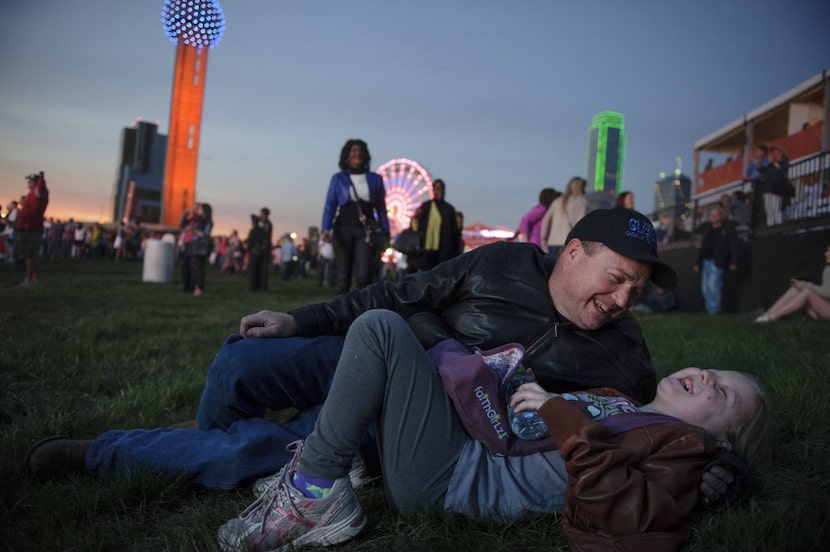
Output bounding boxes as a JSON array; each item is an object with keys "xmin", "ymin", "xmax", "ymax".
[
  {"xmin": 185, "ymin": 203, "xmax": 213, "ymax": 297},
  {"xmin": 320, "ymin": 139, "xmax": 389, "ymax": 294},
  {"xmin": 245, "ymin": 214, "xmax": 269, "ymax": 292}
]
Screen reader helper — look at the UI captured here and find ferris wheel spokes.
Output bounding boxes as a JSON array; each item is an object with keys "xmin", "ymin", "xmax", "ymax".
[{"xmin": 376, "ymin": 158, "xmax": 434, "ymax": 236}]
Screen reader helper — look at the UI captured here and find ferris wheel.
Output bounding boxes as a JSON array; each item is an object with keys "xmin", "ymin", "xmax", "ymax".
[{"xmin": 376, "ymin": 158, "xmax": 434, "ymax": 236}]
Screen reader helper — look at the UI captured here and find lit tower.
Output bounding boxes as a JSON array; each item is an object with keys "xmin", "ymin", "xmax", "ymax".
[
  {"xmin": 654, "ymin": 158, "xmax": 691, "ymax": 226},
  {"xmin": 586, "ymin": 111, "xmax": 626, "ymax": 195},
  {"xmin": 160, "ymin": 0, "xmax": 225, "ymax": 227}
]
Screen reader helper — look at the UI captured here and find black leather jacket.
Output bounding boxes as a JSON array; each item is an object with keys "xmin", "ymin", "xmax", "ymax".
[{"xmin": 290, "ymin": 242, "xmax": 656, "ymax": 403}]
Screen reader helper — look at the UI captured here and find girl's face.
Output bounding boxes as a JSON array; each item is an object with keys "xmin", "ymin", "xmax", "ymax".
[
  {"xmin": 649, "ymin": 368, "xmax": 759, "ymax": 437},
  {"xmin": 347, "ymin": 144, "xmax": 363, "ymax": 169}
]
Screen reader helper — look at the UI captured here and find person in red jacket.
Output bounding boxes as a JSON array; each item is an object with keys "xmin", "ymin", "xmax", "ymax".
[{"xmin": 16, "ymin": 172, "xmax": 49, "ymax": 286}]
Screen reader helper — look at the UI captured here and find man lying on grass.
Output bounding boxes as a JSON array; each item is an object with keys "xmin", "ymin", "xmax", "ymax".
[{"xmin": 217, "ymin": 310, "xmax": 770, "ymax": 551}]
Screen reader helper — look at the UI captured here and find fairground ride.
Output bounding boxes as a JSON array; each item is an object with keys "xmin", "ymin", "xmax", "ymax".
[{"xmin": 376, "ymin": 158, "xmax": 434, "ymax": 236}]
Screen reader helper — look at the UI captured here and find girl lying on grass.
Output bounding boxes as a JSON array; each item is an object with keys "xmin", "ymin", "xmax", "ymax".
[{"xmin": 217, "ymin": 310, "xmax": 770, "ymax": 552}]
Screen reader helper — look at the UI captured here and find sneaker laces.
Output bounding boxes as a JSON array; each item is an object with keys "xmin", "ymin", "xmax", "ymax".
[
  {"xmin": 255, "ymin": 472, "xmax": 305, "ymax": 542},
  {"xmin": 257, "ymin": 440, "xmax": 305, "ymax": 502},
  {"xmin": 236, "ymin": 441, "xmax": 308, "ymax": 541}
]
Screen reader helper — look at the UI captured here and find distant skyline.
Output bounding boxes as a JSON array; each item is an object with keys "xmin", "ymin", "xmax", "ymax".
[{"xmin": 1, "ymin": 1, "xmax": 828, "ymax": 238}]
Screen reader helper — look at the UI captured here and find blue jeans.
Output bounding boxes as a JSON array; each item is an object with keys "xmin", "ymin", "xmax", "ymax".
[
  {"xmin": 701, "ymin": 259, "xmax": 724, "ymax": 314},
  {"xmin": 86, "ymin": 334, "xmax": 346, "ymax": 489}
]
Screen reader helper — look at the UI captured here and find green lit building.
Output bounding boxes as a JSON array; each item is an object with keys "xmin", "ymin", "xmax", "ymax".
[{"xmin": 586, "ymin": 112, "xmax": 626, "ymax": 194}]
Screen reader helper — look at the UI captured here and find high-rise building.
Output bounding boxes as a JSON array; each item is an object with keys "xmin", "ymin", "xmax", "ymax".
[
  {"xmin": 112, "ymin": 120, "xmax": 167, "ymax": 224},
  {"xmin": 586, "ymin": 112, "xmax": 626, "ymax": 195},
  {"xmin": 653, "ymin": 170, "xmax": 692, "ymax": 226},
  {"xmin": 159, "ymin": 0, "xmax": 225, "ymax": 227}
]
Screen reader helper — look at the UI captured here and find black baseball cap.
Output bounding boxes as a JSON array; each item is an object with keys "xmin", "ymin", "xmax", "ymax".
[{"xmin": 565, "ymin": 207, "xmax": 677, "ymax": 290}]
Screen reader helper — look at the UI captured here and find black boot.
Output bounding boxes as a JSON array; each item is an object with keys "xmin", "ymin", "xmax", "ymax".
[{"xmin": 25, "ymin": 436, "xmax": 93, "ymax": 481}]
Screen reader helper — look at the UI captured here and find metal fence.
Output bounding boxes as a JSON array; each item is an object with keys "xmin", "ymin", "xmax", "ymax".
[{"xmin": 688, "ymin": 150, "xmax": 830, "ymax": 233}]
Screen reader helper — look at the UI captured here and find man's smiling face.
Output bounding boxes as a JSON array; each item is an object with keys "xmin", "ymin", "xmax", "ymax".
[{"xmin": 550, "ymin": 240, "xmax": 651, "ymax": 330}]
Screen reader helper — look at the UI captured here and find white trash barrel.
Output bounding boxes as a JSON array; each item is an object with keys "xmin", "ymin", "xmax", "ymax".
[{"xmin": 142, "ymin": 238, "xmax": 175, "ymax": 283}]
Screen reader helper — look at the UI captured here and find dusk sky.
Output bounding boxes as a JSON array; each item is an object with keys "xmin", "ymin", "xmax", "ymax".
[{"xmin": 1, "ymin": 1, "xmax": 827, "ymax": 238}]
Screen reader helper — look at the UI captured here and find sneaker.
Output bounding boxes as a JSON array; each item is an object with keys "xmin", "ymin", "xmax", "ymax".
[
  {"xmin": 19, "ymin": 277, "xmax": 33, "ymax": 287},
  {"xmin": 754, "ymin": 314, "xmax": 771, "ymax": 323},
  {"xmin": 252, "ymin": 447, "xmax": 370, "ymax": 498},
  {"xmin": 218, "ymin": 445, "xmax": 366, "ymax": 551}
]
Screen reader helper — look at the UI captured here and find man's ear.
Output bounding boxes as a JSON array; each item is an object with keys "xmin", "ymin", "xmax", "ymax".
[{"xmin": 563, "ymin": 239, "xmax": 581, "ymax": 259}]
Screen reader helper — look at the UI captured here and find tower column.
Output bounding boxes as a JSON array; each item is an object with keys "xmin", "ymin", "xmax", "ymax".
[{"xmin": 162, "ymin": 41, "xmax": 208, "ymax": 227}]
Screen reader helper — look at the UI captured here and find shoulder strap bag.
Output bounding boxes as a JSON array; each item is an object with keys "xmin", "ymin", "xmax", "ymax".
[{"xmin": 349, "ymin": 180, "xmax": 387, "ymax": 247}]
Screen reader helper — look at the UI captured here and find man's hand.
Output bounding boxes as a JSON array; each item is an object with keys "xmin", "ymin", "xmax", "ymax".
[
  {"xmin": 239, "ymin": 310, "xmax": 298, "ymax": 338},
  {"xmin": 700, "ymin": 449, "xmax": 754, "ymax": 510},
  {"xmin": 700, "ymin": 465, "xmax": 734, "ymax": 506}
]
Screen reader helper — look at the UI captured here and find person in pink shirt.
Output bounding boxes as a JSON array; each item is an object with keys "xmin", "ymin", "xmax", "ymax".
[{"xmin": 516, "ymin": 188, "xmax": 559, "ymax": 248}]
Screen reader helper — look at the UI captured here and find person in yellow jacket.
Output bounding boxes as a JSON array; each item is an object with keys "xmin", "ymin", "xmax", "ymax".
[{"xmin": 410, "ymin": 179, "xmax": 462, "ymax": 271}]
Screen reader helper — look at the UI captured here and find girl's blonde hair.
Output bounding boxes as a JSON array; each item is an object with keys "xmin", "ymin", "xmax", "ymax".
[{"xmin": 722, "ymin": 373, "xmax": 771, "ymax": 473}]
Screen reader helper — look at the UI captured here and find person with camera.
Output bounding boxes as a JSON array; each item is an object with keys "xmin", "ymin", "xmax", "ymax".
[
  {"xmin": 320, "ymin": 139, "xmax": 389, "ymax": 294},
  {"xmin": 16, "ymin": 172, "xmax": 49, "ymax": 286}
]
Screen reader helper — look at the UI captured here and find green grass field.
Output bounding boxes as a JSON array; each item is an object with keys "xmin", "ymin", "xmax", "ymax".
[{"xmin": 1, "ymin": 259, "xmax": 828, "ymax": 551}]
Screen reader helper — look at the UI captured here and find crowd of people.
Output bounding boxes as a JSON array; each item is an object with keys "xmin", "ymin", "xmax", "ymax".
[
  {"xmin": 1, "ymin": 211, "xmax": 146, "ymax": 267},
  {"xmin": 0, "ymin": 148, "xmax": 651, "ymax": 308},
  {"xmin": 7, "ymin": 151, "xmax": 824, "ymax": 327},
  {"xmin": 741, "ymin": 144, "xmax": 794, "ymax": 229},
  {"xmin": 686, "ymin": 142, "xmax": 824, "ymax": 317},
  {"xmin": 699, "ymin": 141, "xmax": 830, "ymax": 232}
]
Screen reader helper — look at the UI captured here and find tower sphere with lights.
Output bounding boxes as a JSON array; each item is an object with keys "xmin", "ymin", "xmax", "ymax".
[
  {"xmin": 159, "ymin": 0, "xmax": 225, "ymax": 227},
  {"xmin": 161, "ymin": 0, "xmax": 225, "ymax": 47}
]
